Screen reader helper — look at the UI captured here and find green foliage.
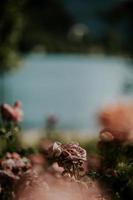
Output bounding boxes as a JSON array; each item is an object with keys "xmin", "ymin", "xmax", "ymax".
[
  {"xmin": 99, "ymin": 141, "xmax": 133, "ymax": 200},
  {"xmin": 0, "ymin": 123, "xmax": 22, "ymax": 156},
  {"xmin": 81, "ymin": 138, "xmax": 98, "ymax": 155}
]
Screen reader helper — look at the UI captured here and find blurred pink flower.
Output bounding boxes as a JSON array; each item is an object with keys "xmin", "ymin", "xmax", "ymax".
[
  {"xmin": 0, "ymin": 152, "xmax": 31, "ymax": 178},
  {"xmin": 0, "ymin": 101, "xmax": 23, "ymax": 123},
  {"xmin": 100, "ymin": 128, "xmax": 129, "ymax": 142},
  {"xmin": 105, "ymin": 169, "xmax": 118, "ymax": 178},
  {"xmin": 47, "ymin": 162, "xmax": 64, "ymax": 176},
  {"xmin": 46, "ymin": 115, "xmax": 58, "ymax": 125},
  {"xmin": 29, "ymin": 154, "xmax": 46, "ymax": 166},
  {"xmin": 29, "ymin": 154, "xmax": 46, "ymax": 174},
  {"xmin": 0, "ymin": 151, "xmax": 32, "ymax": 200},
  {"xmin": 87, "ymin": 155, "xmax": 101, "ymax": 172},
  {"xmin": 98, "ymin": 103, "xmax": 133, "ymax": 142},
  {"xmin": 100, "ymin": 129, "xmax": 114, "ymax": 142}
]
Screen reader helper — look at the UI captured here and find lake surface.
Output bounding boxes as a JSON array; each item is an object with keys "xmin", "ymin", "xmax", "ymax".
[{"xmin": 1, "ymin": 54, "xmax": 132, "ymax": 132}]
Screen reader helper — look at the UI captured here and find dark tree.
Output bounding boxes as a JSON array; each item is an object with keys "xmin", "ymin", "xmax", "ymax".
[
  {"xmin": 101, "ymin": 0, "xmax": 133, "ymax": 56},
  {"xmin": 0, "ymin": 0, "xmax": 25, "ymax": 101},
  {"xmin": 18, "ymin": 0, "xmax": 75, "ymax": 52}
]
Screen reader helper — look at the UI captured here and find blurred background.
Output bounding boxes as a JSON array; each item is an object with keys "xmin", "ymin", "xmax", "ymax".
[{"xmin": 0, "ymin": 0, "xmax": 133, "ymax": 136}]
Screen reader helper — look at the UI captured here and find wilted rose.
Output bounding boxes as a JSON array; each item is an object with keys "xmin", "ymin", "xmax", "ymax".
[{"xmin": 47, "ymin": 142, "xmax": 87, "ymax": 179}]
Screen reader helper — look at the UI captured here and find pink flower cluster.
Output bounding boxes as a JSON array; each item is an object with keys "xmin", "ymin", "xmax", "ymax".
[
  {"xmin": 99, "ymin": 103, "xmax": 133, "ymax": 143},
  {"xmin": 0, "ymin": 101, "xmax": 23, "ymax": 123},
  {"xmin": 0, "ymin": 152, "xmax": 31, "ymax": 180}
]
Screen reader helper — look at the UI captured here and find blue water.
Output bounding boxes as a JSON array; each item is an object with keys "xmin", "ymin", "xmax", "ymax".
[{"xmin": 1, "ymin": 54, "xmax": 131, "ymax": 131}]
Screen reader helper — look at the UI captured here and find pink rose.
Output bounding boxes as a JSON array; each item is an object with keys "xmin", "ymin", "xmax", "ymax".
[
  {"xmin": 0, "ymin": 101, "xmax": 23, "ymax": 123},
  {"xmin": 100, "ymin": 129, "xmax": 114, "ymax": 142},
  {"xmin": 98, "ymin": 103, "xmax": 133, "ymax": 143}
]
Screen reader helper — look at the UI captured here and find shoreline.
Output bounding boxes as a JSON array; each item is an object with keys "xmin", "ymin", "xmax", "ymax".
[{"xmin": 22, "ymin": 128, "xmax": 98, "ymax": 146}]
